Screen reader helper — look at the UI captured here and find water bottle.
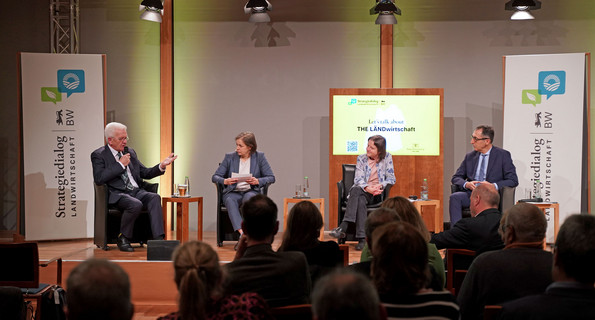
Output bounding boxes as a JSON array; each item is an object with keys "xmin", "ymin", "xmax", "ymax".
[
  {"xmin": 303, "ymin": 176, "xmax": 310, "ymax": 198},
  {"xmin": 185, "ymin": 176, "xmax": 190, "ymax": 196},
  {"xmin": 421, "ymin": 178, "xmax": 429, "ymax": 201},
  {"xmin": 534, "ymin": 179, "xmax": 542, "ymax": 200}
]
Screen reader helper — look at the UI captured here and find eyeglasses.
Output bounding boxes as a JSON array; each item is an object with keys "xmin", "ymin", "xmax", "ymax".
[
  {"xmin": 113, "ymin": 136, "xmax": 130, "ymax": 142},
  {"xmin": 471, "ymin": 135, "xmax": 488, "ymax": 141}
]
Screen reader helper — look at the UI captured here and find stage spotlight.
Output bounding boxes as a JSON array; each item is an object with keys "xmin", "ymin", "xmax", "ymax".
[
  {"xmin": 139, "ymin": 0, "xmax": 164, "ymax": 23},
  {"xmin": 505, "ymin": 0, "xmax": 541, "ymax": 20},
  {"xmin": 372, "ymin": 0, "xmax": 401, "ymax": 25},
  {"xmin": 244, "ymin": 0, "xmax": 272, "ymax": 23}
]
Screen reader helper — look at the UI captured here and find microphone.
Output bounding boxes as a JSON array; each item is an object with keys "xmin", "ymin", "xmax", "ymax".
[{"xmin": 123, "ymin": 146, "xmax": 129, "ymax": 155}]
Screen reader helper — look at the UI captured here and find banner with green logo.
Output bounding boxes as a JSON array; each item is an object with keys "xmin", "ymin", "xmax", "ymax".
[
  {"xmin": 20, "ymin": 53, "xmax": 105, "ymax": 240},
  {"xmin": 503, "ymin": 53, "xmax": 588, "ymax": 243}
]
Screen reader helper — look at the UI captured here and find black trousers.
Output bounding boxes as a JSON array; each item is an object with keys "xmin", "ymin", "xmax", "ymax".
[
  {"xmin": 115, "ymin": 188, "xmax": 164, "ymax": 239},
  {"xmin": 342, "ymin": 187, "xmax": 381, "ymax": 238}
]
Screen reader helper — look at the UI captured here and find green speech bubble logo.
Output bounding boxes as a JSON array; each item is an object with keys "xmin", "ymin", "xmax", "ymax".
[
  {"xmin": 41, "ymin": 87, "xmax": 61, "ymax": 104},
  {"xmin": 522, "ymin": 89, "xmax": 541, "ymax": 107}
]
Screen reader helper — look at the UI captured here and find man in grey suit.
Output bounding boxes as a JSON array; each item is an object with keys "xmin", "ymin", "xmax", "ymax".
[
  {"xmin": 450, "ymin": 125, "xmax": 518, "ymax": 225},
  {"xmin": 91, "ymin": 122, "xmax": 177, "ymax": 252},
  {"xmin": 224, "ymin": 194, "xmax": 311, "ymax": 308}
]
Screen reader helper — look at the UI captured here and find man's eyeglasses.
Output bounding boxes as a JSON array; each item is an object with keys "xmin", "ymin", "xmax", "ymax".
[
  {"xmin": 114, "ymin": 136, "xmax": 129, "ymax": 142},
  {"xmin": 471, "ymin": 135, "xmax": 488, "ymax": 141}
]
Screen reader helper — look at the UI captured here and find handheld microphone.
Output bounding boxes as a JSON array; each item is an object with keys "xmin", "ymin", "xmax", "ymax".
[{"xmin": 123, "ymin": 146, "xmax": 129, "ymax": 155}]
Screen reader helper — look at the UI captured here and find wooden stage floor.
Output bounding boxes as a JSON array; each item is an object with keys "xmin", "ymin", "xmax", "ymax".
[{"xmin": 35, "ymin": 230, "xmax": 363, "ymax": 320}]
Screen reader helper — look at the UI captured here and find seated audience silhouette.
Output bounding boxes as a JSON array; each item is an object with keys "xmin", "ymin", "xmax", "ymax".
[
  {"xmin": 372, "ymin": 222, "xmax": 460, "ymax": 319},
  {"xmin": 312, "ymin": 270, "xmax": 384, "ymax": 320},
  {"xmin": 65, "ymin": 258, "xmax": 133, "ymax": 320},
  {"xmin": 379, "ymin": 196, "xmax": 446, "ymax": 288},
  {"xmin": 500, "ymin": 214, "xmax": 595, "ymax": 320},
  {"xmin": 224, "ymin": 195, "xmax": 311, "ymax": 307},
  {"xmin": 158, "ymin": 241, "xmax": 272, "ymax": 320},
  {"xmin": 431, "ymin": 183, "xmax": 504, "ymax": 252},
  {"xmin": 457, "ymin": 202, "xmax": 553, "ymax": 320},
  {"xmin": 346, "ymin": 207, "xmax": 399, "ymax": 276},
  {"xmin": 278, "ymin": 200, "xmax": 342, "ymax": 285}
]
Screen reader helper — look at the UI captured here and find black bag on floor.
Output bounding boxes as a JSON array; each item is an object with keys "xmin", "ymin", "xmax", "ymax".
[{"xmin": 39, "ymin": 285, "xmax": 66, "ymax": 320}]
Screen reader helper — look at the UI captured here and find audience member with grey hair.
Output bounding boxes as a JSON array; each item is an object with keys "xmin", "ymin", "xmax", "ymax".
[
  {"xmin": 458, "ymin": 202, "xmax": 553, "ymax": 319},
  {"xmin": 312, "ymin": 270, "xmax": 382, "ymax": 320},
  {"xmin": 501, "ymin": 214, "xmax": 595, "ymax": 319},
  {"xmin": 66, "ymin": 258, "xmax": 133, "ymax": 320}
]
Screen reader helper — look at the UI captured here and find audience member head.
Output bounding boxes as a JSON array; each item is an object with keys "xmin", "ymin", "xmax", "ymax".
[
  {"xmin": 172, "ymin": 241, "xmax": 222, "ymax": 320},
  {"xmin": 235, "ymin": 131, "xmax": 257, "ymax": 155},
  {"xmin": 312, "ymin": 270, "xmax": 381, "ymax": 320},
  {"xmin": 553, "ymin": 214, "xmax": 595, "ymax": 285},
  {"xmin": 364, "ymin": 207, "xmax": 400, "ymax": 251},
  {"xmin": 241, "ymin": 194, "xmax": 278, "ymax": 241},
  {"xmin": 371, "ymin": 222, "xmax": 429, "ymax": 295},
  {"xmin": 500, "ymin": 202, "xmax": 547, "ymax": 245},
  {"xmin": 66, "ymin": 258, "xmax": 133, "ymax": 320},
  {"xmin": 279, "ymin": 201, "xmax": 323, "ymax": 251},
  {"xmin": 469, "ymin": 183, "xmax": 500, "ymax": 216},
  {"xmin": 368, "ymin": 135, "xmax": 387, "ymax": 161},
  {"xmin": 381, "ymin": 196, "xmax": 430, "ymax": 242}
]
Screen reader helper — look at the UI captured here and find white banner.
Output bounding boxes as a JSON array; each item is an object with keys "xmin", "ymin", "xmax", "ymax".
[
  {"xmin": 20, "ymin": 53, "xmax": 105, "ymax": 240},
  {"xmin": 503, "ymin": 53, "xmax": 586, "ymax": 243}
]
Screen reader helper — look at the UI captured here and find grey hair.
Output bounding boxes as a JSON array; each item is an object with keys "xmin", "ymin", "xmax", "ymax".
[{"xmin": 105, "ymin": 122, "xmax": 127, "ymax": 140}]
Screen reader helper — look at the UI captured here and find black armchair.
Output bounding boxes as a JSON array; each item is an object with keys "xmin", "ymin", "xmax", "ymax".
[
  {"xmin": 450, "ymin": 184, "xmax": 516, "ymax": 219},
  {"xmin": 214, "ymin": 182, "xmax": 270, "ymax": 247},
  {"xmin": 336, "ymin": 164, "xmax": 393, "ymax": 243},
  {"xmin": 93, "ymin": 182, "xmax": 158, "ymax": 250}
]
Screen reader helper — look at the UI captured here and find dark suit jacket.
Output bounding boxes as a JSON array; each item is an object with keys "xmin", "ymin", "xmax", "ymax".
[
  {"xmin": 223, "ymin": 244, "xmax": 311, "ymax": 308},
  {"xmin": 430, "ymin": 208, "xmax": 504, "ymax": 251},
  {"xmin": 212, "ymin": 151, "xmax": 275, "ymax": 195},
  {"xmin": 458, "ymin": 247, "xmax": 553, "ymax": 320},
  {"xmin": 91, "ymin": 145, "xmax": 163, "ymax": 204},
  {"xmin": 451, "ymin": 146, "xmax": 518, "ymax": 189},
  {"xmin": 500, "ymin": 283, "xmax": 595, "ymax": 320}
]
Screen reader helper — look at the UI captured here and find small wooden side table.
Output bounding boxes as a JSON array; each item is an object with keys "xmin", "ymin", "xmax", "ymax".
[
  {"xmin": 283, "ymin": 198, "xmax": 325, "ymax": 240},
  {"xmin": 413, "ymin": 199, "xmax": 442, "ymax": 233},
  {"xmin": 524, "ymin": 202, "xmax": 560, "ymax": 241},
  {"xmin": 162, "ymin": 196, "xmax": 203, "ymax": 242}
]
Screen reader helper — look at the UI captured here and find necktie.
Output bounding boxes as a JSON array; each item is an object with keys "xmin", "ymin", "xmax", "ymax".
[
  {"xmin": 477, "ymin": 154, "xmax": 487, "ymax": 181},
  {"xmin": 118, "ymin": 152, "xmax": 134, "ymax": 190}
]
